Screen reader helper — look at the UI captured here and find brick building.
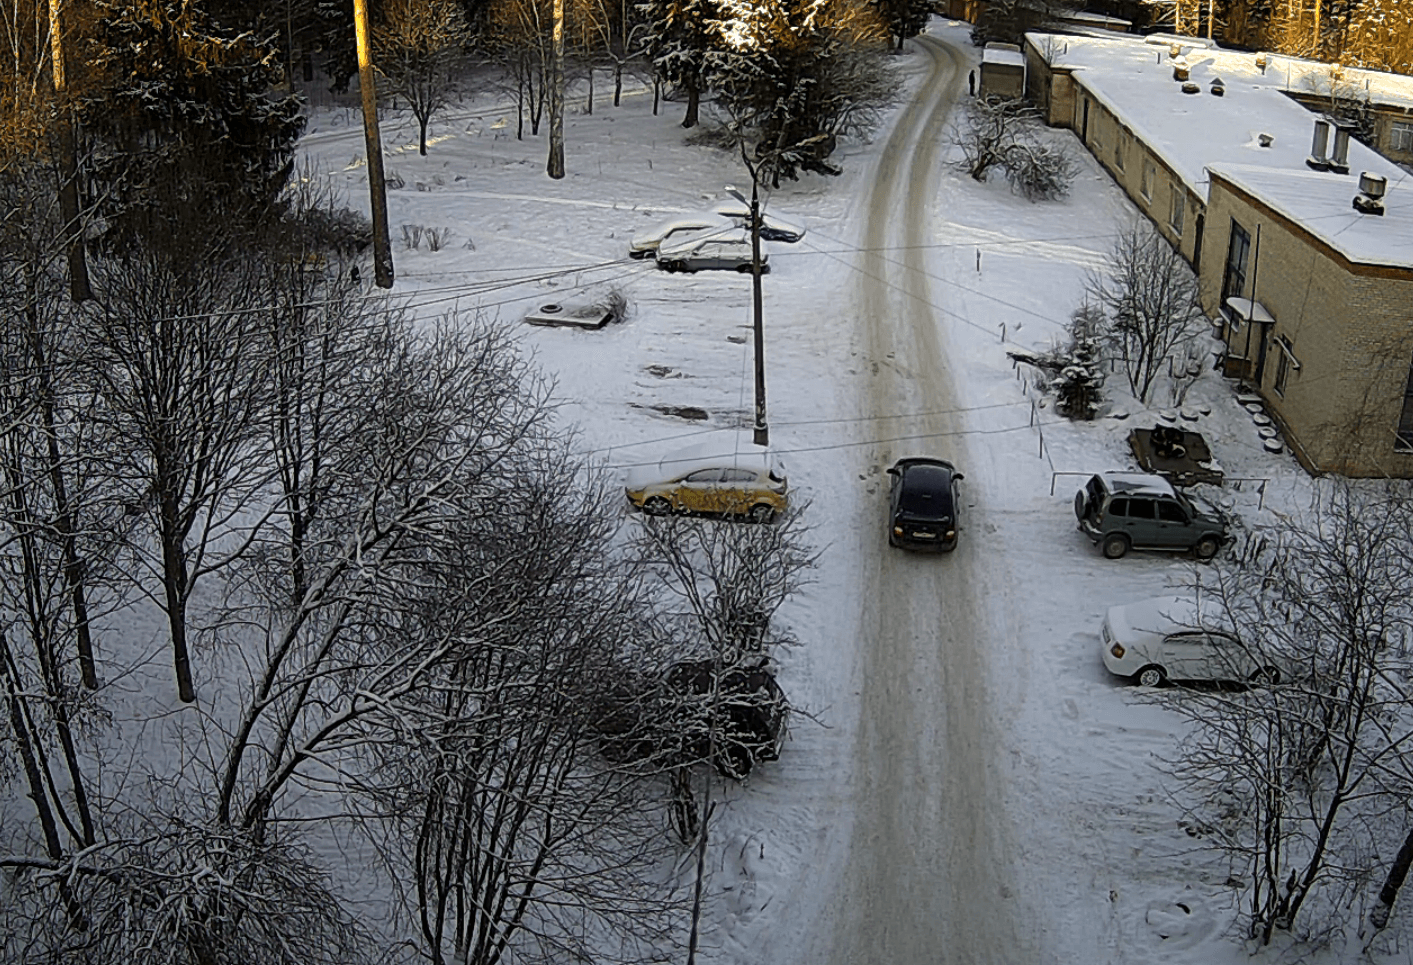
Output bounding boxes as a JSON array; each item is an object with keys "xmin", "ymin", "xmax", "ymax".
[{"xmin": 1025, "ymin": 31, "xmax": 1413, "ymax": 476}]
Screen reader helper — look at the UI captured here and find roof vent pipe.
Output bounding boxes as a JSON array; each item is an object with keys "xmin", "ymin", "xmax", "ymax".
[
  {"xmin": 1306, "ymin": 117, "xmax": 1332, "ymax": 171},
  {"xmin": 1359, "ymin": 171, "xmax": 1387, "ymax": 200},
  {"xmin": 1354, "ymin": 172, "xmax": 1387, "ymax": 215},
  {"xmin": 1258, "ymin": 132, "xmax": 1274, "ymax": 147},
  {"xmin": 1329, "ymin": 125, "xmax": 1351, "ymax": 174}
]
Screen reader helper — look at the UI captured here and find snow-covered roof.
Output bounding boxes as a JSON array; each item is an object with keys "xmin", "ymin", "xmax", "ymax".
[
  {"xmin": 1207, "ymin": 162, "xmax": 1413, "ymax": 267},
  {"xmin": 1028, "ymin": 31, "xmax": 1413, "ymax": 268},
  {"xmin": 983, "ymin": 46, "xmax": 1026, "ymax": 68},
  {"xmin": 1060, "ymin": 11, "xmax": 1132, "ymax": 29}
]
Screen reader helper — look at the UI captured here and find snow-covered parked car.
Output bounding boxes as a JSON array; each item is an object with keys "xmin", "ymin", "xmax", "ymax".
[
  {"xmin": 655, "ymin": 231, "xmax": 769, "ymax": 274},
  {"xmin": 628, "ymin": 216, "xmax": 737, "ymax": 259},
  {"xmin": 1101, "ymin": 595, "xmax": 1293, "ymax": 688},
  {"xmin": 629, "ymin": 207, "xmax": 805, "ymax": 258},
  {"xmin": 710, "ymin": 201, "xmax": 807, "ymax": 243}
]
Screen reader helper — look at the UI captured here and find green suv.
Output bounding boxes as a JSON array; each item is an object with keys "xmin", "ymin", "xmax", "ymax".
[{"xmin": 1075, "ymin": 472, "xmax": 1227, "ymax": 560}]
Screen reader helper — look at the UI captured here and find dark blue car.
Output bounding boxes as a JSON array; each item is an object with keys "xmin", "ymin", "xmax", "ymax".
[{"xmin": 887, "ymin": 457, "xmax": 964, "ymax": 551}]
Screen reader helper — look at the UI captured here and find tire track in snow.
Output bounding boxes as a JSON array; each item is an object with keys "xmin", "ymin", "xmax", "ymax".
[{"xmin": 802, "ymin": 33, "xmax": 1042, "ymax": 965}]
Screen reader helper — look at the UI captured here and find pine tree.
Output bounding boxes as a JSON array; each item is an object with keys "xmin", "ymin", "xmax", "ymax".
[
  {"xmin": 871, "ymin": 0, "xmax": 932, "ymax": 50},
  {"xmin": 80, "ymin": 0, "xmax": 306, "ymax": 243},
  {"xmin": 707, "ymin": 0, "xmax": 896, "ymax": 180},
  {"xmin": 640, "ymin": 0, "xmax": 722, "ymax": 127}
]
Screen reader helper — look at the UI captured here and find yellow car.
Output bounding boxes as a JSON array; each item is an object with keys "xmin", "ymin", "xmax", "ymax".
[{"xmin": 625, "ymin": 442, "xmax": 788, "ymax": 522}]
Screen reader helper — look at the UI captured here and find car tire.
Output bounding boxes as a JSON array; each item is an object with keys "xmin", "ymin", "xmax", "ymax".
[
  {"xmin": 1074, "ymin": 489, "xmax": 1089, "ymax": 520},
  {"xmin": 1136, "ymin": 665, "xmax": 1167, "ymax": 688},
  {"xmin": 1193, "ymin": 535, "xmax": 1221, "ymax": 561},
  {"xmin": 760, "ymin": 263, "xmax": 771, "ymax": 275},
  {"xmin": 643, "ymin": 497, "xmax": 672, "ymax": 516},
  {"xmin": 737, "ymin": 264, "xmax": 754, "ymax": 274},
  {"xmin": 747, "ymin": 503, "xmax": 776, "ymax": 524},
  {"xmin": 1102, "ymin": 534, "xmax": 1130, "ymax": 559},
  {"xmin": 629, "ymin": 249, "xmax": 649, "ymax": 260},
  {"xmin": 1249, "ymin": 666, "xmax": 1281, "ymax": 686}
]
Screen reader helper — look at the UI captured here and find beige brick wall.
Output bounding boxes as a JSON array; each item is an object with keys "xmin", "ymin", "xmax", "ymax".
[
  {"xmin": 1202, "ymin": 178, "xmax": 1413, "ymax": 477},
  {"xmin": 1067, "ymin": 88, "xmax": 1194, "ymax": 259}
]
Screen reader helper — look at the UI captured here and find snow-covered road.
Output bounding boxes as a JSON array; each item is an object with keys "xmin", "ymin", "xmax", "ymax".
[{"xmin": 797, "ymin": 35, "xmax": 1041, "ymax": 965}]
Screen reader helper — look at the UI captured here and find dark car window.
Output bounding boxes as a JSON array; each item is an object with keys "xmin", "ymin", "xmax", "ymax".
[
  {"xmin": 1126, "ymin": 498, "xmax": 1156, "ymax": 520},
  {"xmin": 1107, "ymin": 497, "xmax": 1130, "ymax": 517},
  {"xmin": 720, "ymin": 468, "xmax": 758, "ymax": 483},
  {"xmin": 899, "ymin": 467, "xmax": 954, "ymax": 519},
  {"xmin": 683, "ymin": 468, "xmax": 722, "ymax": 483},
  {"xmin": 1157, "ymin": 501, "xmax": 1187, "ymax": 523}
]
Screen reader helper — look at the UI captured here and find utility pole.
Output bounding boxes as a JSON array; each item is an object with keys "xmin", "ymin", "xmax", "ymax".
[
  {"xmin": 353, "ymin": 0, "xmax": 394, "ymax": 288},
  {"xmin": 728, "ymin": 166, "xmax": 768, "ymax": 448}
]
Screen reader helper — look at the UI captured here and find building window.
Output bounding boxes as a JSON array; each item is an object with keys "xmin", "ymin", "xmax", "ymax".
[
  {"xmin": 1391, "ymin": 121, "xmax": 1413, "ymax": 153},
  {"xmin": 1221, "ymin": 219, "xmax": 1251, "ymax": 308},
  {"xmin": 1273, "ymin": 336, "xmax": 1299, "ymax": 397},
  {"xmin": 1140, "ymin": 159, "xmax": 1155, "ymax": 200},
  {"xmin": 1397, "ymin": 356, "xmax": 1413, "ymax": 452},
  {"xmin": 1115, "ymin": 131, "xmax": 1127, "ymax": 170},
  {"xmin": 1168, "ymin": 182, "xmax": 1185, "ymax": 235}
]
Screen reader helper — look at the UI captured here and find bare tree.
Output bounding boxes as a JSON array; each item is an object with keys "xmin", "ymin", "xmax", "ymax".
[
  {"xmin": 0, "ymin": 161, "xmax": 106, "ymax": 690},
  {"xmin": 487, "ymin": 0, "xmax": 554, "ymax": 138},
  {"xmin": 1085, "ymin": 219, "xmax": 1207, "ymax": 405},
  {"xmin": 81, "ymin": 197, "xmax": 279, "ymax": 704},
  {"xmin": 374, "ymin": 0, "xmax": 473, "ymax": 156},
  {"xmin": 949, "ymin": 96, "xmax": 1035, "ymax": 183},
  {"xmin": 3, "ymin": 823, "xmax": 376, "ymax": 965},
  {"xmin": 1161, "ymin": 481, "xmax": 1413, "ymax": 945},
  {"xmin": 950, "ymin": 96, "xmax": 1077, "ymax": 201},
  {"xmin": 367, "ymin": 467, "xmax": 681, "ymax": 965}
]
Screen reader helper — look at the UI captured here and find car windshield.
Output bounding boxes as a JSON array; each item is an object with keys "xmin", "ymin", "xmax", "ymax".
[{"xmin": 899, "ymin": 467, "xmax": 953, "ymax": 519}]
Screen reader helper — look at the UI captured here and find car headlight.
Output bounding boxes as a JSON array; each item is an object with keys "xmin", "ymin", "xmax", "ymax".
[
  {"xmin": 945, "ymin": 530, "xmax": 955, "ymax": 539},
  {"xmin": 1110, "ymin": 642, "xmax": 1126, "ymax": 659},
  {"xmin": 893, "ymin": 526, "xmax": 904, "ymax": 536}
]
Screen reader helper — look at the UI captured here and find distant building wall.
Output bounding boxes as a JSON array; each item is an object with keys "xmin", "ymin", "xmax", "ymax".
[{"xmin": 980, "ymin": 44, "xmax": 1026, "ymax": 98}]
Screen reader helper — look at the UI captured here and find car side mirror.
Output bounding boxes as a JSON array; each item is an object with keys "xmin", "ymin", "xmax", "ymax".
[
  {"xmin": 953, "ymin": 473, "xmax": 964, "ymax": 482},
  {"xmin": 886, "ymin": 467, "xmax": 899, "ymax": 476}
]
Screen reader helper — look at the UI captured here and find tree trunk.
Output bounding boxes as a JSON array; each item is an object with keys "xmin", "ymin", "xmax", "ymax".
[
  {"xmin": 586, "ymin": 65, "xmax": 593, "ymax": 115},
  {"xmin": 614, "ymin": 60, "xmax": 623, "ymax": 106},
  {"xmin": 547, "ymin": 0, "xmax": 565, "ymax": 178},
  {"xmin": 419, "ymin": 113, "xmax": 429, "ymax": 155},
  {"xmin": 49, "ymin": 0, "xmax": 91, "ymax": 302},
  {"xmin": 352, "ymin": 0, "xmax": 394, "ymax": 288},
  {"xmin": 1369, "ymin": 828, "xmax": 1413, "ymax": 931},
  {"xmin": 159, "ymin": 493, "xmax": 196, "ymax": 703},
  {"xmin": 682, "ymin": 75, "xmax": 699, "ymax": 129}
]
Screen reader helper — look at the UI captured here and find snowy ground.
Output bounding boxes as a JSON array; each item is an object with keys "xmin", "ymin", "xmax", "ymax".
[{"xmin": 296, "ymin": 20, "xmax": 1389, "ymax": 965}]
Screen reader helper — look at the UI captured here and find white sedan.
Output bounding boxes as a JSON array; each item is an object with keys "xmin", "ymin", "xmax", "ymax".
[
  {"xmin": 628, "ymin": 207, "xmax": 805, "ymax": 258},
  {"xmin": 655, "ymin": 231, "xmax": 769, "ymax": 274},
  {"xmin": 1100, "ymin": 595, "xmax": 1290, "ymax": 687},
  {"xmin": 628, "ymin": 216, "xmax": 739, "ymax": 259}
]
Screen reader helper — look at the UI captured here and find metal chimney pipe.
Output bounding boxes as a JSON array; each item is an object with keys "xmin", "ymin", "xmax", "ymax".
[
  {"xmin": 1330, "ymin": 125, "xmax": 1351, "ymax": 174},
  {"xmin": 1306, "ymin": 117, "xmax": 1332, "ymax": 170}
]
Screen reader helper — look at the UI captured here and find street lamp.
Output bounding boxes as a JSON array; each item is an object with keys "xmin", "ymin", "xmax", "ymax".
[{"xmin": 725, "ymin": 180, "xmax": 768, "ymax": 447}]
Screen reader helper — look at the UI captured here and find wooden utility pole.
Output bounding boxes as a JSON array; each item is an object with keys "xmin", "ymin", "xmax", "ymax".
[
  {"xmin": 353, "ymin": 0, "xmax": 394, "ymax": 288},
  {"xmin": 548, "ymin": 0, "xmax": 566, "ymax": 179},
  {"xmin": 48, "ymin": 0, "xmax": 90, "ymax": 302}
]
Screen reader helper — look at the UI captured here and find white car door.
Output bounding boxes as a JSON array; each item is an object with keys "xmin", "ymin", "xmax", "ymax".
[{"xmin": 1161, "ymin": 633, "xmax": 1210, "ymax": 680}]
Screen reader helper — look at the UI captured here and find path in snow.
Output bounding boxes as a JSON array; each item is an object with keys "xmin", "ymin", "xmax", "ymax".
[{"xmin": 801, "ymin": 34, "xmax": 1043, "ymax": 965}]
